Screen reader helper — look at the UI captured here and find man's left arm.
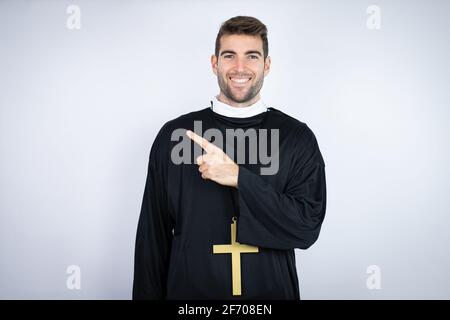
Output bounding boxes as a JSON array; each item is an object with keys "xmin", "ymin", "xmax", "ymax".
[
  {"xmin": 187, "ymin": 126, "xmax": 327, "ymax": 250},
  {"xmin": 236, "ymin": 161, "xmax": 326, "ymax": 250}
]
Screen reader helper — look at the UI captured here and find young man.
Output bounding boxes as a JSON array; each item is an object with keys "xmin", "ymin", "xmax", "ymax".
[{"xmin": 133, "ymin": 16, "xmax": 327, "ymax": 300}]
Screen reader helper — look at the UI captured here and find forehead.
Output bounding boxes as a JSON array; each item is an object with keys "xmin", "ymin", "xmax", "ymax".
[{"xmin": 219, "ymin": 34, "xmax": 263, "ymax": 53}]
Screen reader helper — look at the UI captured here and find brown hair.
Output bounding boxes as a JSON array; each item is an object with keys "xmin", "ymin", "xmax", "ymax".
[{"xmin": 215, "ymin": 16, "xmax": 269, "ymax": 59}]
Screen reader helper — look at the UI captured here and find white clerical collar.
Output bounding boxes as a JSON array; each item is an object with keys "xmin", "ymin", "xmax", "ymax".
[{"xmin": 210, "ymin": 96, "xmax": 268, "ymax": 118}]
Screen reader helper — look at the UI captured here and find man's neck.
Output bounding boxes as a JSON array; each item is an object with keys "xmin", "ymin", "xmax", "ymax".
[{"xmin": 216, "ymin": 93, "xmax": 261, "ymax": 108}]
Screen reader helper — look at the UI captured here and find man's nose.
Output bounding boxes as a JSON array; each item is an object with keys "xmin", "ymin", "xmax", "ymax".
[{"xmin": 234, "ymin": 57, "xmax": 246, "ymax": 72}]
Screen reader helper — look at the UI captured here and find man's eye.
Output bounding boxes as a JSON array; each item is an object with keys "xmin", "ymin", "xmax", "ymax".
[
  {"xmin": 224, "ymin": 55, "xmax": 234, "ymax": 59},
  {"xmin": 248, "ymin": 55, "xmax": 259, "ymax": 60}
]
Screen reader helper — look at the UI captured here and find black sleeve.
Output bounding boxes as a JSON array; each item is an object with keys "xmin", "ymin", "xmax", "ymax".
[
  {"xmin": 236, "ymin": 125, "xmax": 327, "ymax": 250},
  {"xmin": 132, "ymin": 126, "xmax": 174, "ymax": 299}
]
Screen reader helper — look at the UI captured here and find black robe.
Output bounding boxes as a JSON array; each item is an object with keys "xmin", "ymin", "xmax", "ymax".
[{"xmin": 133, "ymin": 106, "xmax": 327, "ymax": 300}]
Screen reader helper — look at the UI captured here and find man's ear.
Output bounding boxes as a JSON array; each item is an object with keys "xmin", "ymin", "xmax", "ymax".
[
  {"xmin": 211, "ymin": 54, "xmax": 218, "ymax": 76},
  {"xmin": 264, "ymin": 56, "xmax": 271, "ymax": 76}
]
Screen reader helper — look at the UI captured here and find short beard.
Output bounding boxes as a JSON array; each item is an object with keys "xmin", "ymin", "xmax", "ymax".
[{"xmin": 217, "ymin": 72, "xmax": 264, "ymax": 104}]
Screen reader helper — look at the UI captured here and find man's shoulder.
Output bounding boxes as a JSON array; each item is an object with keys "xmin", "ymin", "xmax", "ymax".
[
  {"xmin": 149, "ymin": 107, "xmax": 209, "ymax": 159},
  {"xmin": 268, "ymin": 107, "xmax": 309, "ymax": 133},
  {"xmin": 269, "ymin": 107, "xmax": 322, "ymax": 152},
  {"xmin": 269, "ymin": 107, "xmax": 324, "ymax": 166},
  {"xmin": 156, "ymin": 107, "xmax": 210, "ymax": 137}
]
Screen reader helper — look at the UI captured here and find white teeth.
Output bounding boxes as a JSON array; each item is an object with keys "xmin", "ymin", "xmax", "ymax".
[{"xmin": 230, "ymin": 78, "xmax": 250, "ymax": 83}]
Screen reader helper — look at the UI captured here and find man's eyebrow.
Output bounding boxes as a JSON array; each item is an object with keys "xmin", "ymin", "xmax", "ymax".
[
  {"xmin": 220, "ymin": 50, "xmax": 263, "ymax": 56},
  {"xmin": 245, "ymin": 50, "xmax": 262, "ymax": 56},
  {"xmin": 220, "ymin": 50, "xmax": 236, "ymax": 56}
]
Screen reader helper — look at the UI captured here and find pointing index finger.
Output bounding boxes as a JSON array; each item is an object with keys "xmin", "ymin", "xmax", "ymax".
[{"xmin": 186, "ymin": 130, "xmax": 215, "ymax": 153}]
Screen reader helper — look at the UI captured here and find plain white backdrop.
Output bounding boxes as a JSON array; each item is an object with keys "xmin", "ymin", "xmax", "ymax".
[{"xmin": 1, "ymin": 0, "xmax": 449, "ymax": 299}]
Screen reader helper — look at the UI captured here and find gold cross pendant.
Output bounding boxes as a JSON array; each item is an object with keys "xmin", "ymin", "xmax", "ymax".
[{"xmin": 213, "ymin": 217, "xmax": 259, "ymax": 296}]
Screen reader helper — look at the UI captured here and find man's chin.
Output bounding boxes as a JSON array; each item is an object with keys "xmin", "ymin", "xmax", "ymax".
[
  {"xmin": 228, "ymin": 96, "xmax": 252, "ymax": 104},
  {"xmin": 228, "ymin": 91, "xmax": 253, "ymax": 104}
]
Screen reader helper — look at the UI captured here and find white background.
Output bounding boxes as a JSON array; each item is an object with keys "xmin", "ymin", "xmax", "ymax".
[{"xmin": 1, "ymin": 0, "xmax": 449, "ymax": 299}]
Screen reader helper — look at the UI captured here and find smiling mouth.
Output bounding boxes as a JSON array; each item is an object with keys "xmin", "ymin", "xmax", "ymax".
[{"xmin": 229, "ymin": 77, "xmax": 252, "ymax": 84}]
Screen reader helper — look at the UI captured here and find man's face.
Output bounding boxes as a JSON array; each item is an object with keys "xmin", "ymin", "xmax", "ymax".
[{"xmin": 211, "ymin": 34, "xmax": 271, "ymax": 105}]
